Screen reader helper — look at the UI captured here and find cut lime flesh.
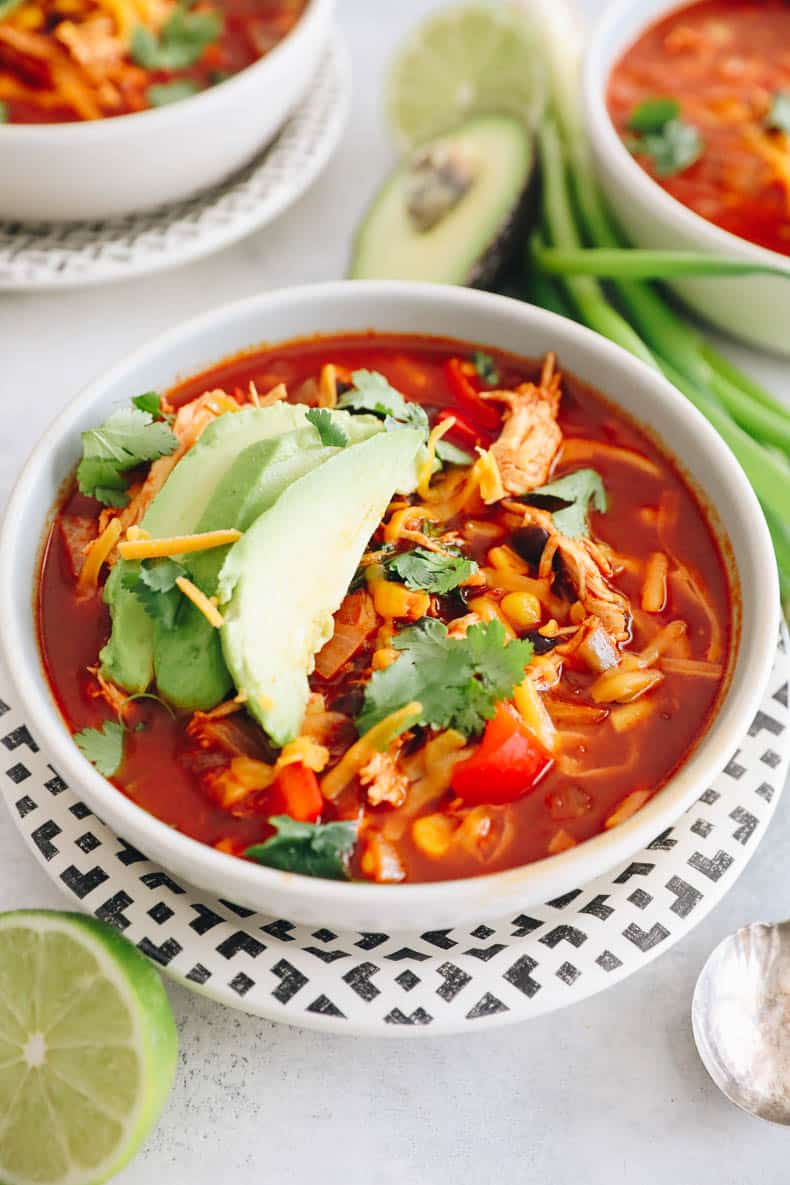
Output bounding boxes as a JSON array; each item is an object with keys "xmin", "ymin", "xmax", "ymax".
[
  {"xmin": 0, "ymin": 911, "xmax": 178, "ymax": 1185},
  {"xmin": 386, "ymin": 2, "xmax": 547, "ymax": 150}
]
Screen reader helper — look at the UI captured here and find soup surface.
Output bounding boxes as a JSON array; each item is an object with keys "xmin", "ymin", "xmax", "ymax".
[
  {"xmin": 0, "ymin": 0, "xmax": 305, "ymax": 123},
  {"xmin": 38, "ymin": 334, "xmax": 732, "ymax": 884},
  {"xmin": 608, "ymin": 0, "xmax": 790, "ymax": 256}
]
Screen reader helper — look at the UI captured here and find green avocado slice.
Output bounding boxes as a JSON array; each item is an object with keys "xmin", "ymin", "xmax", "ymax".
[
  {"xmin": 219, "ymin": 426, "xmax": 424, "ymax": 746},
  {"xmin": 99, "ymin": 403, "xmax": 312, "ymax": 693},
  {"xmin": 153, "ymin": 414, "xmax": 385, "ymax": 709},
  {"xmin": 349, "ymin": 114, "xmax": 535, "ymax": 287}
]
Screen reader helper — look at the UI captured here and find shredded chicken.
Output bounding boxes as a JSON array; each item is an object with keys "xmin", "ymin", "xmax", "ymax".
[
  {"xmin": 482, "ymin": 355, "xmax": 563, "ymax": 496},
  {"xmin": 87, "ymin": 665, "xmax": 131, "ymax": 718},
  {"xmin": 359, "ymin": 750, "xmax": 409, "ymax": 808}
]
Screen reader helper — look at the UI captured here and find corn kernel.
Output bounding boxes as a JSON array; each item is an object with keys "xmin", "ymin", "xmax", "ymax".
[
  {"xmin": 570, "ymin": 600, "xmax": 587, "ymax": 624},
  {"xmin": 412, "ymin": 814, "xmax": 456, "ymax": 858},
  {"xmin": 372, "ymin": 647, "xmax": 399, "ymax": 671},
  {"xmin": 372, "ymin": 580, "xmax": 430, "ymax": 620},
  {"xmin": 501, "ymin": 591, "xmax": 541, "ymax": 632}
]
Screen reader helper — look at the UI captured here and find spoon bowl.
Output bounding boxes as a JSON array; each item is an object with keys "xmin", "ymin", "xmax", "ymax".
[{"xmin": 693, "ymin": 921, "xmax": 790, "ymax": 1124}]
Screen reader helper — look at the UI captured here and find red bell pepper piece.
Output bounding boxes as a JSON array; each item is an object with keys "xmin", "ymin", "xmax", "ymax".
[
  {"xmin": 443, "ymin": 358, "xmax": 501, "ymax": 432},
  {"xmin": 277, "ymin": 763, "xmax": 323, "ymax": 822},
  {"xmin": 452, "ymin": 704, "xmax": 552, "ymax": 806},
  {"xmin": 436, "ymin": 408, "xmax": 485, "ymax": 450}
]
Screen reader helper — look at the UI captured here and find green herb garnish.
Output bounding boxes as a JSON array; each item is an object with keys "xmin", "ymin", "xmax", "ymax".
[
  {"xmin": 338, "ymin": 370, "xmax": 429, "ymax": 434},
  {"xmin": 246, "ymin": 817, "xmax": 358, "ymax": 881},
  {"xmin": 626, "ymin": 100, "xmax": 702, "ymax": 177},
  {"xmin": 73, "ymin": 720, "xmax": 126, "ymax": 778},
  {"xmin": 471, "ymin": 350, "xmax": 499, "ymax": 386},
  {"xmin": 305, "ymin": 407, "xmax": 349, "ymax": 448},
  {"xmin": 77, "ymin": 407, "xmax": 178, "ymax": 507},
  {"xmin": 358, "ymin": 617, "xmax": 533, "ymax": 738},
  {"xmin": 146, "ymin": 80, "xmax": 201, "ymax": 108},
  {"xmin": 384, "ymin": 546, "xmax": 477, "ymax": 594},
  {"xmin": 132, "ymin": 5, "xmax": 222, "ymax": 70},
  {"xmin": 523, "ymin": 468, "xmax": 607, "ymax": 538},
  {"xmin": 122, "ymin": 558, "xmax": 187, "ymax": 629},
  {"xmin": 766, "ymin": 92, "xmax": 790, "ymax": 136},
  {"xmin": 0, "ymin": 101, "xmax": 8, "ymax": 125},
  {"xmin": 131, "ymin": 391, "xmax": 167, "ymax": 419}
]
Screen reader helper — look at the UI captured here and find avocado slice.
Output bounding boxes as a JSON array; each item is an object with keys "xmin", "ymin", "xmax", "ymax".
[
  {"xmin": 349, "ymin": 115, "xmax": 535, "ymax": 287},
  {"xmin": 219, "ymin": 426, "xmax": 424, "ymax": 746},
  {"xmin": 153, "ymin": 413, "xmax": 385, "ymax": 709},
  {"xmin": 99, "ymin": 403, "xmax": 312, "ymax": 693}
]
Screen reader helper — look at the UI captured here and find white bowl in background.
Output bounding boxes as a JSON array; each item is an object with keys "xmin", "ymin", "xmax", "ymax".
[
  {"xmin": 0, "ymin": 0, "xmax": 334, "ymax": 223},
  {"xmin": 583, "ymin": 0, "xmax": 790, "ymax": 356},
  {"xmin": 0, "ymin": 281, "xmax": 778, "ymax": 930}
]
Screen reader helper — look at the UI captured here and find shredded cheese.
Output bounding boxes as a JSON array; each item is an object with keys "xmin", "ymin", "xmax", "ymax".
[
  {"xmin": 175, "ymin": 577, "xmax": 224, "ymax": 628},
  {"xmin": 277, "ymin": 737, "xmax": 330, "ymax": 774},
  {"xmin": 119, "ymin": 528, "xmax": 241, "ymax": 561},
  {"xmin": 318, "ymin": 364, "xmax": 338, "ymax": 408},
  {"xmin": 77, "ymin": 516, "xmax": 122, "ymax": 594},
  {"xmin": 417, "ymin": 416, "xmax": 455, "ymax": 499},
  {"xmin": 321, "ymin": 701, "xmax": 422, "ymax": 800},
  {"xmin": 260, "ymin": 382, "xmax": 288, "ymax": 407}
]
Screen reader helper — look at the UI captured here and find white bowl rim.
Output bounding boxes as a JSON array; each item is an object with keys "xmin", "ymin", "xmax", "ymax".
[
  {"xmin": 583, "ymin": 0, "xmax": 790, "ymax": 272},
  {"xmin": 0, "ymin": 279, "xmax": 779, "ymax": 917},
  {"xmin": 0, "ymin": 0, "xmax": 328, "ymax": 139}
]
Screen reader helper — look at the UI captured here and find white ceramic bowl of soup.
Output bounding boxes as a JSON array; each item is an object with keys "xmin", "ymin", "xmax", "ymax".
[
  {"xmin": 583, "ymin": 0, "xmax": 790, "ymax": 356},
  {"xmin": 0, "ymin": 0, "xmax": 333, "ymax": 223},
  {"xmin": 0, "ymin": 282, "xmax": 779, "ymax": 930}
]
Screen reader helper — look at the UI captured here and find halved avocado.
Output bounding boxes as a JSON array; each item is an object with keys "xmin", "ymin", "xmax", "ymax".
[{"xmin": 349, "ymin": 114, "xmax": 535, "ymax": 287}]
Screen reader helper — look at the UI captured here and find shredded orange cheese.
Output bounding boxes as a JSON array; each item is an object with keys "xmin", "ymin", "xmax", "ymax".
[
  {"xmin": 175, "ymin": 577, "xmax": 224, "ymax": 628},
  {"xmin": 473, "ymin": 449, "xmax": 505, "ymax": 504},
  {"xmin": 417, "ymin": 416, "xmax": 455, "ymax": 499},
  {"xmin": 318, "ymin": 364, "xmax": 338, "ymax": 408},
  {"xmin": 77, "ymin": 516, "xmax": 121, "ymax": 594},
  {"xmin": 321, "ymin": 702, "xmax": 422, "ymax": 800},
  {"xmin": 261, "ymin": 383, "xmax": 288, "ymax": 407},
  {"xmin": 119, "ymin": 528, "xmax": 241, "ymax": 561}
]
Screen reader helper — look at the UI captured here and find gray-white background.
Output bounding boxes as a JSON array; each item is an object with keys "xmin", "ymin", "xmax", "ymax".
[{"xmin": 1, "ymin": 1, "xmax": 788, "ymax": 1181}]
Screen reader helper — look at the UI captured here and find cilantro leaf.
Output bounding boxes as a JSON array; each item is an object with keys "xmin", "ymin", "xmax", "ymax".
[
  {"xmin": 131, "ymin": 391, "xmax": 165, "ymax": 418},
  {"xmin": 122, "ymin": 558, "xmax": 187, "ymax": 629},
  {"xmin": 77, "ymin": 407, "xmax": 178, "ymax": 507},
  {"xmin": 73, "ymin": 720, "xmax": 125, "ymax": 777},
  {"xmin": 523, "ymin": 468, "xmax": 607, "ymax": 538},
  {"xmin": 146, "ymin": 80, "xmax": 201, "ymax": 108},
  {"xmin": 338, "ymin": 370, "xmax": 429, "ymax": 434},
  {"xmin": 471, "ymin": 350, "xmax": 499, "ymax": 386},
  {"xmin": 245, "ymin": 816, "xmax": 358, "ymax": 880},
  {"xmin": 626, "ymin": 115, "xmax": 703, "ymax": 177},
  {"xmin": 766, "ymin": 92, "xmax": 790, "ymax": 136},
  {"xmin": 385, "ymin": 547, "xmax": 477, "ymax": 594},
  {"xmin": 305, "ymin": 407, "xmax": 349, "ymax": 448},
  {"xmin": 132, "ymin": 5, "xmax": 222, "ymax": 70},
  {"xmin": 627, "ymin": 97, "xmax": 680, "ymax": 133},
  {"xmin": 0, "ymin": 101, "xmax": 8, "ymax": 125},
  {"xmin": 357, "ymin": 617, "xmax": 533, "ymax": 738}
]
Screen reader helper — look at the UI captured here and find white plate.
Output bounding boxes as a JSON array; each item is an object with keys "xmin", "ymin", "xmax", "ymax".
[
  {"xmin": 1, "ymin": 630, "xmax": 787, "ymax": 1036},
  {"xmin": 0, "ymin": 36, "xmax": 349, "ymax": 291}
]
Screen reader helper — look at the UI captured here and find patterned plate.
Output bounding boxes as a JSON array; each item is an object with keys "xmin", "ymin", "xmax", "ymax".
[
  {"xmin": 1, "ymin": 631, "xmax": 787, "ymax": 1036},
  {"xmin": 0, "ymin": 37, "xmax": 350, "ymax": 291}
]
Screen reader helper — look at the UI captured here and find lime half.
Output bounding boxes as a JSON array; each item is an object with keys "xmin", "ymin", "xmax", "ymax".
[
  {"xmin": 0, "ymin": 911, "xmax": 178, "ymax": 1185},
  {"xmin": 386, "ymin": 2, "xmax": 547, "ymax": 150}
]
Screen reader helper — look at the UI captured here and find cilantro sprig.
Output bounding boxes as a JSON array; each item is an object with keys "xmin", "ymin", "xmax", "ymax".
[
  {"xmin": 246, "ymin": 817, "xmax": 358, "ymax": 880},
  {"xmin": 122, "ymin": 558, "xmax": 188, "ymax": 628},
  {"xmin": 523, "ymin": 468, "xmax": 607, "ymax": 539},
  {"xmin": 77, "ymin": 406, "xmax": 177, "ymax": 507},
  {"xmin": 471, "ymin": 350, "xmax": 499, "ymax": 386},
  {"xmin": 357, "ymin": 618, "xmax": 533, "ymax": 739},
  {"xmin": 146, "ymin": 80, "xmax": 200, "ymax": 107},
  {"xmin": 73, "ymin": 720, "xmax": 125, "ymax": 778},
  {"xmin": 305, "ymin": 407, "xmax": 349, "ymax": 448},
  {"xmin": 132, "ymin": 4, "xmax": 222, "ymax": 71},
  {"xmin": 338, "ymin": 370, "xmax": 429, "ymax": 434},
  {"xmin": 626, "ymin": 97, "xmax": 703, "ymax": 177},
  {"xmin": 384, "ymin": 547, "xmax": 477, "ymax": 595}
]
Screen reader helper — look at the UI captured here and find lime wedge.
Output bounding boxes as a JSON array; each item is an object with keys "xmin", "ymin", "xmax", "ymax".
[
  {"xmin": 386, "ymin": 2, "xmax": 547, "ymax": 150},
  {"xmin": 0, "ymin": 911, "xmax": 178, "ymax": 1185}
]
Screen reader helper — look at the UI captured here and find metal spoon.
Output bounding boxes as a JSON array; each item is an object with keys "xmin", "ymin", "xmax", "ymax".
[{"xmin": 693, "ymin": 921, "xmax": 790, "ymax": 1124}]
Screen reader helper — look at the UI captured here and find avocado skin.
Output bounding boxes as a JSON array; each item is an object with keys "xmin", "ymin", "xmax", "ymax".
[
  {"xmin": 99, "ymin": 404, "xmax": 312, "ymax": 694},
  {"xmin": 219, "ymin": 427, "xmax": 424, "ymax": 747},
  {"xmin": 153, "ymin": 416, "xmax": 384, "ymax": 711}
]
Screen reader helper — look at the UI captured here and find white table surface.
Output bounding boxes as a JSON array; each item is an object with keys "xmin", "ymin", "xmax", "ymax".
[{"xmin": 1, "ymin": 1, "xmax": 789, "ymax": 1181}]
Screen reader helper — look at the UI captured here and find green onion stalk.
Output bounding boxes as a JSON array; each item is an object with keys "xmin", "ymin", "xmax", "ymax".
[{"xmin": 516, "ymin": 0, "xmax": 790, "ymax": 619}]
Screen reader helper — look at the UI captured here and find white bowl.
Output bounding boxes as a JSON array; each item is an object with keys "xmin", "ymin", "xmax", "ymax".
[
  {"xmin": 0, "ymin": 0, "xmax": 334, "ymax": 223},
  {"xmin": 584, "ymin": 0, "xmax": 790, "ymax": 356},
  {"xmin": 0, "ymin": 281, "xmax": 778, "ymax": 930}
]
